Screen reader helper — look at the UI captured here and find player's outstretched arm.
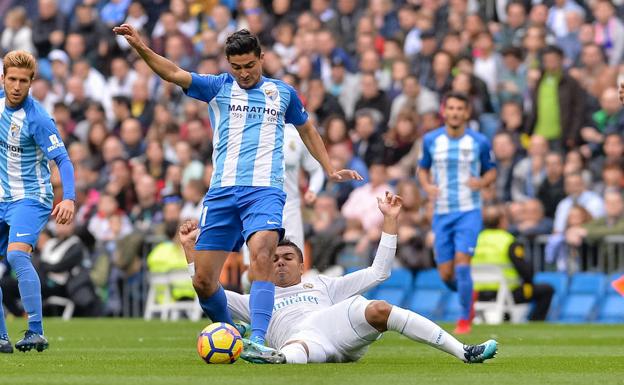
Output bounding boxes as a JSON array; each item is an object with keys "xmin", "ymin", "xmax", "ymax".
[
  {"xmin": 296, "ymin": 120, "xmax": 363, "ymax": 182},
  {"xmin": 113, "ymin": 24, "xmax": 192, "ymax": 89}
]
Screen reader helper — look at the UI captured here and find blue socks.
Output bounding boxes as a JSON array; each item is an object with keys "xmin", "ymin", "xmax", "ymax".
[
  {"xmin": 249, "ymin": 281, "xmax": 275, "ymax": 344},
  {"xmin": 455, "ymin": 264, "xmax": 473, "ymax": 320},
  {"xmin": 0, "ymin": 286, "xmax": 7, "ymax": 340},
  {"xmin": 198, "ymin": 285, "xmax": 233, "ymax": 324},
  {"xmin": 8, "ymin": 250, "xmax": 43, "ymax": 335}
]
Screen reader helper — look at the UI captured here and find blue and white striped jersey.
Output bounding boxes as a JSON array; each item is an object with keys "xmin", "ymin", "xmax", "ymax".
[
  {"xmin": 419, "ymin": 127, "xmax": 495, "ymax": 215},
  {"xmin": 0, "ymin": 92, "xmax": 69, "ymax": 208},
  {"xmin": 185, "ymin": 73, "xmax": 309, "ymax": 190}
]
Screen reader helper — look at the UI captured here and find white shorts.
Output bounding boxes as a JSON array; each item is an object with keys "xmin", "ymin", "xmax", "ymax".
[
  {"xmin": 282, "ymin": 200, "xmax": 304, "ymax": 251},
  {"xmin": 282, "ymin": 296, "xmax": 381, "ymax": 363}
]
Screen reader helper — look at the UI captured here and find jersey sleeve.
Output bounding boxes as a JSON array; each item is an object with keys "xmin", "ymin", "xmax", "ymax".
[
  {"xmin": 418, "ymin": 134, "xmax": 432, "ymax": 169},
  {"xmin": 225, "ymin": 291, "xmax": 251, "ymax": 323},
  {"xmin": 317, "ymin": 233, "xmax": 397, "ymax": 303},
  {"xmin": 184, "ymin": 73, "xmax": 227, "ymax": 103},
  {"xmin": 31, "ymin": 112, "xmax": 69, "ymax": 160},
  {"xmin": 284, "ymin": 85, "xmax": 308, "ymax": 126},
  {"xmin": 479, "ymin": 136, "xmax": 495, "ymax": 174}
]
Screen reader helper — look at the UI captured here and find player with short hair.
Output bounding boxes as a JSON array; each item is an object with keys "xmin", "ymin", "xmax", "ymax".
[
  {"xmin": 179, "ymin": 192, "xmax": 497, "ymax": 364},
  {"xmin": 113, "ymin": 25, "xmax": 361, "ymax": 351},
  {"xmin": 0, "ymin": 50, "xmax": 76, "ymax": 353},
  {"xmin": 417, "ymin": 92, "xmax": 497, "ymax": 334}
]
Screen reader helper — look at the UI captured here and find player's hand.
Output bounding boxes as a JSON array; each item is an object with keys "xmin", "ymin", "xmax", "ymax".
[
  {"xmin": 424, "ymin": 183, "xmax": 439, "ymax": 200},
  {"xmin": 303, "ymin": 190, "xmax": 317, "ymax": 205},
  {"xmin": 329, "ymin": 169, "xmax": 364, "ymax": 182},
  {"xmin": 619, "ymin": 82, "xmax": 624, "ymax": 104},
  {"xmin": 466, "ymin": 177, "xmax": 483, "ymax": 191},
  {"xmin": 112, "ymin": 24, "xmax": 143, "ymax": 48},
  {"xmin": 377, "ymin": 191, "xmax": 403, "ymax": 218},
  {"xmin": 178, "ymin": 219, "xmax": 199, "ymax": 248},
  {"xmin": 52, "ymin": 199, "xmax": 75, "ymax": 225}
]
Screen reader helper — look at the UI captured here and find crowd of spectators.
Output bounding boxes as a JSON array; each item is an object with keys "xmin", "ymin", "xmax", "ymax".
[{"xmin": 1, "ymin": 0, "xmax": 624, "ymax": 316}]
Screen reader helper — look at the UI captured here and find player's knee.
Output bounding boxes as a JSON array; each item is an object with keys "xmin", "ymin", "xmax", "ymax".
[
  {"xmin": 438, "ymin": 268, "xmax": 454, "ymax": 282},
  {"xmin": 365, "ymin": 301, "xmax": 392, "ymax": 330},
  {"xmin": 192, "ymin": 273, "xmax": 219, "ymax": 297},
  {"xmin": 455, "ymin": 253, "xmax": 471, "ymax": 265},
  {"xmin": 251, "ymin": 248, "xmax": 273, "ymax": 265}
]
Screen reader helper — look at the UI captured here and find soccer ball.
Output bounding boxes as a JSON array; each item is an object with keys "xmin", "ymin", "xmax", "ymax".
[{"xmin": 197, "ymin": 322, "xmax": 243, "ymax": 364}]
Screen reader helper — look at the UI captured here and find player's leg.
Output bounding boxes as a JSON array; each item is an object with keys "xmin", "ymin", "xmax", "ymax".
[
  {"xmin": 367, "ymin": 300, "xmax": 464, "ymax": 360},
  {"xmin": 193, "ymin": 188, "xmax": 244, "ymax": 324},
  {"xmin": 5, "ymin": 200, "xmax": 50, "ymax": 352},
  {"xmin": 453, "ymin": 209, "xmax": 482, "ymax": 333},
  {"xmin": 239, "ymin": 186, "xmax": 286, "ymax": 345},
  {"xmin": 279, "ymin": 339, "xmax": 328, "ymax": 364},
  {"xmin": 0, "ymin": 218, "xmax": 12, "ymax": 353},
  {"xmin": 365, "ymin": 300, "xmax": 497, "ymax": 363},
  {"xmin": 246, "ymin": 230, "xmax": 279, "ymax": 344},
  {"xmin": 433, "ymin": 213, "xmax": 457, "ymax": 290},
  {"xmin": 282, "ymin": 199, "xmax": 304, "ymax": 251},
  {"xmin": 192, "ymin": 250, "xmax": 232, "ymax": 323}
]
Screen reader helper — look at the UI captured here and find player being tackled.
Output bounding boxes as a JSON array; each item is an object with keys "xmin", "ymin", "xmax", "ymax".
[{"xmin": 179, "ymin": 192, "xmax": 498, "ymax": 364}]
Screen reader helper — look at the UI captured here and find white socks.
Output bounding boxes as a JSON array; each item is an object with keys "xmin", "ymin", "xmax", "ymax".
[
  {"xmin": 281, "ymin": 343, "xmax": 308, "ymax": 364},
  {"xmin": 387, "ymin": 306, "xmax": 465, "ymax": 361}
]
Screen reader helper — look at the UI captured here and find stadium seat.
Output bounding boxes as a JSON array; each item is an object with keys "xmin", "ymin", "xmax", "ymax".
[
  {"xmin": 597, "ymin": 294, "xmax": 624, "ymax": 323},
  {"xmin": 441, "ymin": 292, "xmax": 463, "ymax": 322},
  {"xmin": 558, "ymin": 273, "xmax": 606, "ymax": 323},
  {"xmin": 569, "ymin": 272, "xmax": 606, "ymax": 296},
  {"xmin": 414, "ymin": 269, "xmax": 449, "ymax": 291},
  {"xmin": 534, "ymin": 271, "xmax": 568, "ymax": 295},
  {"xmin": 471, "ymin": 264, "xmax": 529, "ymax": 324},
  {"xmin": 144, "ymin": 271, "xmax": 202, "ymax": 322},
  {"xmin": 558, "ymin": 294, "xmax": 598, "ymax": 323},
  {"xmin": 44, "ymin": 296, "xmax": 75, "ymax": 321},
  {"xmin": 534, "ymin": 271, "xmax": 568, "ymax": 321},
  {"xmin": 406, "ymin": 290, "xmax": 445, "ymax": 320},
  {"xmin": 597, "ymin": 273, "xmax": 624, "ymax": 323}
]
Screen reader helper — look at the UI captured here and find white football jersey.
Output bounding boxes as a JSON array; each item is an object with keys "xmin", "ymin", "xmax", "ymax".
[{"xmin": 225, "ymin": 233, "xmax": 397, "ymax": 349}]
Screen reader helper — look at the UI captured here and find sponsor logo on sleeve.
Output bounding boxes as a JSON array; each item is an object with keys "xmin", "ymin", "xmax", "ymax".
[{"xmin": 47, "ymin": 134, "xmax": 65, "ymax": 152}]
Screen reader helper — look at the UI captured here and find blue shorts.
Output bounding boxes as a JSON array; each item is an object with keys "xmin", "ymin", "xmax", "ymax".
[
  {"xmin": 432, "ymin": 209, "xmax": 482, "ymax": 264},
  {"xmin": 196, "ymin": 186, "xmax": 286, "ymax": 252},
  {"xmin": 0, "ymin": 199, "xmax": 51, "ymax": 256}
]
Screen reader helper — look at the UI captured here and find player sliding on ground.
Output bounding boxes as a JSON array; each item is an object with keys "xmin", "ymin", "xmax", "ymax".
[{"xmin": 179, "ymin": 192, "xmax": 498, "ymax": 364}]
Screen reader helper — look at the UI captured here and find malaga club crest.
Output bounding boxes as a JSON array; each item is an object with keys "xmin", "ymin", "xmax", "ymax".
[
  {"xmin": 9, "ymin": 123, "xmax": 20, "ymax": 138},
  {"xmin": 264, "ymin": 88, "xmax": 277, "ymax": 102}
]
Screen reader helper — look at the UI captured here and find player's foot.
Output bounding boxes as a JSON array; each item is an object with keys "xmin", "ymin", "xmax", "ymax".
[
  {"xmin": 0, "ymin": 338, "xmax": 13, "ymax": 353},
  {"xmin": 463, "ymin": 339, "xmax": 498, "ymax": 363},
  {"xmin": 454, "ymin": 319, "xmax": 472, "ymax": 334},
  {"xmin": 234, "ymin": 321, "xmax": 250, "ymax": 338},
  {"xmin": 15, "ymin": 330, "xmax": 48, "ymax": 352},
  {"xmin": 240, "ymin": 338, "xmax": 286, "ymax": 364}
]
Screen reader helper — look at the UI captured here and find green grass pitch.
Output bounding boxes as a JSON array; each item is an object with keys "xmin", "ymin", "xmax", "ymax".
[{"xmin": 1, "ymin": 319, "xmax": 623, "ymax": 385}]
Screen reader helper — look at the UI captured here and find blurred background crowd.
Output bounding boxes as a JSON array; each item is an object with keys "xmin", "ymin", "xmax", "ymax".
[{"xmin": 0, "ymin": 0, "xmax": 623, "ymax": 318}]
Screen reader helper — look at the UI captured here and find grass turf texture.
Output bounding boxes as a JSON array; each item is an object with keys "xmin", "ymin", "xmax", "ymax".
[{"xmin": 1, "ymin": 319, "xmax": 622, "ymax": 385}]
